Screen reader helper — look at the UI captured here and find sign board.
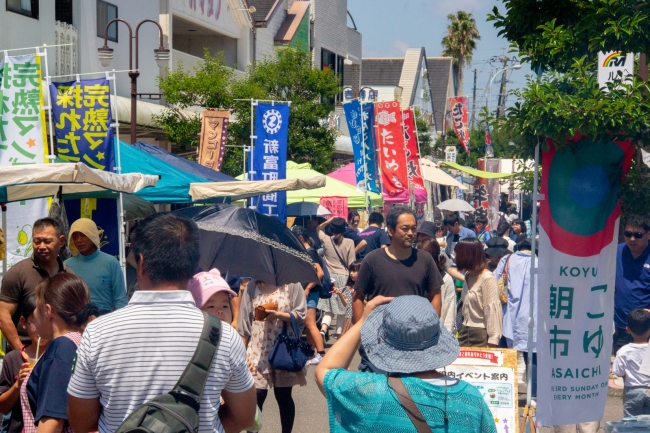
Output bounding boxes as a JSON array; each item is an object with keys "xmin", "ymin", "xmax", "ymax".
[
  {"xmin": 448, "ymin": 348, "xmax": 518, "ymax": 433},
  {"xmin": 598, "ymin": 51, "xmax": 634, "ymax": 91},
  {"xmin": 445, "ymin": 146, "xmax": 457, "ymax": 163},
  {"xmin": 198, "ymin": 110, "xmax": 229, "ymax": 172}
]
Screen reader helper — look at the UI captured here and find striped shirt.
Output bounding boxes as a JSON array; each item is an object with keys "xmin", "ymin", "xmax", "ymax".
[{"xmin": 67, "ymin": 290, "xmax": 254, "ymax": 433}]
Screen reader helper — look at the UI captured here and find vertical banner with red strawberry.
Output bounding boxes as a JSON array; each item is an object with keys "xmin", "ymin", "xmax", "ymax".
[
  {"xmin": 402, "ymin": 109, "xmax": 427, "ymax": 204},
  {"xmin": 536, "ymin": 135, "xmax": 634, "ymax": 426},
  {"xmin": 448, "ymin": 96, "xmax": 470, "ymax": 154},
  {"xmin": 375, "ymin": 101, "xmax": 408, "ymax": 203}
]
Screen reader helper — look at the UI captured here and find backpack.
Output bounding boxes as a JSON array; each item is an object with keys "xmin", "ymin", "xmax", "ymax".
[
  {"xmin": 115, "ymin": 312, "xmax": 222, "ymax": 433},
  {"xmin": 308, "ymin": 247, "xmax": 333, "ymax": 299}
]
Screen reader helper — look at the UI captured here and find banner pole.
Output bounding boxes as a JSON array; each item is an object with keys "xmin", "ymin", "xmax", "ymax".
[
  {"xmin": 39, "ymin": 47, "xmax": 56, "ymax": 159},
  {"xmin": 359, "ymin": 100, "xmax": 370, "ymax": 212},
  {"xmin": 526, "ymin": 139, "xmax": 541, "ymax": 409},
  {"xmin": 108, "ymin": 70, "xmax": 127, "ymax": 284}
]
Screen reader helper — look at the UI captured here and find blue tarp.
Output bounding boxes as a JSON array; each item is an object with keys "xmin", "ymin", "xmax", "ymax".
[
  {"xmin": 133, "ymin": 142, "xmax": 236, "ymax": 183},
  {"xmin": 119, "ymin": 141, "xmax": 210, "ymax": 204}
]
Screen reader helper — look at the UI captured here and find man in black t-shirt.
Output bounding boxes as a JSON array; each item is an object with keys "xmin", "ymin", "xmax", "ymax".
[
  {"xmin": 352, "ymin": 206, "xmax": 442, "ymax": 323},
  {"xmin": 356, "ymin": 212, "xmax": 391, "ymax": 259}
]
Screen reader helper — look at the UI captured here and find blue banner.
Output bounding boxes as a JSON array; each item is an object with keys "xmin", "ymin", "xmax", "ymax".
[
  {"xmin": 250, "ymin": 103, "xmax": 289, "ymax": 222},
  {"xmin": 50, "ymin": 78, "xmax": 114, "ymax": 171},
  {"xmin": 342, "ymin": 100, "xmax": 365, "ymax": 190},
  {"xmin": 362, "ymin": 103, "xmax": 380, "ymax": 193}
]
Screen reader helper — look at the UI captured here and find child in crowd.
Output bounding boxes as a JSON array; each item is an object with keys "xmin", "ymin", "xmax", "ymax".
[
  {"xmin": 188, "ymin": 269, "xmax": 238, "ymax": 324},
  {"xmin": 0, "ymin": 294, "xmax": 48, "ymax": 433},
  {"xmin": 474, "ymin": 215, "xmax": 492, "ymax": 244},
  {"xmin": 334, "ymin": 261, "xmax": 360, "ymax": 337},
  {"xmin": 613, "ymin": 308, "xmax": 650, "ymax": 417}
]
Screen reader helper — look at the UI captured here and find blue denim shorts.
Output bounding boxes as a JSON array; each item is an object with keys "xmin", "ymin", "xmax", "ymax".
[{"xmin": 307, "ymin": 289, "xmax": 320, "ymax": 309}]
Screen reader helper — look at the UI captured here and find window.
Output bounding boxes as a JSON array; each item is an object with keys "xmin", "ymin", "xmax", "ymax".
[
  {"xmin": 55, "ymin": 0, "xmax": 73, "ymax": 25},
  {"xmin": 97, "ymin": 0, "xmax": 118, "ymax": 42},
  {"xmin": 6, "ymin": 0, "xmax": 39, "ymax": 19},
  {"xmin": 321, "ymin": 49, "xmax": 344, "ymax": 104}
]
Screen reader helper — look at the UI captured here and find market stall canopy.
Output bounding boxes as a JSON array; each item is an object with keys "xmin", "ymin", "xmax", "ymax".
[
  {"xmin": 419, "ymin": 159, "xmax": 468, "ymax": 190},
  {"xmin": 118, "ymin": 141, "xmax": 211, "ymax": 204},
  {"xmin": 286, "ymin": 162, "xmax": 382, "ymax": 208},
  {"xmin": 133, "ymin": 142, "xmax": 236, "ymax": 182},
  {"xmin": 0, "ymin": 162, "xmax": 159, "ymax": 203},
  {"xmin": 189, "ymin": 177, "xmax": 326, "ymax": 201},
  {"xmin": 327, "ymin": 162, "xmax": 357, "ymax": 187},
  {"xmin": 441, "ymin": 161, "xmax": 516, "ymax": 179}
]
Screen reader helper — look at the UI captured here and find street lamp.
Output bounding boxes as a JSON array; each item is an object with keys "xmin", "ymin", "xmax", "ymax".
[
  {"xmin": 98, "ymin": 19, "xmax": 170, "ymax": 144},
  {"xmin": 487, "ymin": 64, "xmax": 522, "ymax": 118}
]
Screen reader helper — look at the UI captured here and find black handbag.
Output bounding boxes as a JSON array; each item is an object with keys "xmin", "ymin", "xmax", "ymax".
[{"xmin": 268, "ymin": 313, "xmax": 313, "ymax": 372}]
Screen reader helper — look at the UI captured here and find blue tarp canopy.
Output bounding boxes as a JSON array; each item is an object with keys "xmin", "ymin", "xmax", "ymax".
[
  {"xmin": 119, "ymin": 141, "xmax": 216, "ymax": 204},
  {"xmin": 133, "ymin": 142, "xmax": 236, "ymax": 183}
]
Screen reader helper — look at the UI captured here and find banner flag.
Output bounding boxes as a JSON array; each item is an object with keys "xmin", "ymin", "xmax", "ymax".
[
  {"xmin": 198, "ymin": 109, "xmax": 229, "ymax": 172},
  {"xmin": 375, "ymin": 101, "xmax": 408, "ymax": 203},
  {"xmin": 342, "ymin": 100, "xmax": 365, "ymax": 192},
  {"xmin": 402, "ymin": 109, "xmax": 427, "ymax": 204},
  {"xmin": 485, "ymin": 122, "xmax": 494, "ymax": 157},
  {"xmin": 251, "ymin": 103, "xmax": 289, "ymax": 222},
  {"xmin": 0, "ymin": 54, "xmax": 49, "ymax": 267},
  {"xmin": 49, "ymin": 78, "xmax": 114, "ymax": 171},
  {"xmin": 320, "ymin": 196, "xmax": 348, "ymax": 220},
  {"xmin": 361, "ymin": 103, "xmax": 380, "ymax": 194},
  {"xmin": 473, "ymin": 159, "xmax": 489, "ymax": 228},
  {"xmin": 455, "ymin": 174, "xmax": 465, "ymax": 220},
  {"xmin": 448, "ymin": 96, "xmax": 471, "ymax": 154},
  {"xmin": 486, "ymin": 159, "xmax": 500, "ymax": 230},
  {"xmin": 536, "ymin": 135, "xmax": 634, "ymax": 425}
]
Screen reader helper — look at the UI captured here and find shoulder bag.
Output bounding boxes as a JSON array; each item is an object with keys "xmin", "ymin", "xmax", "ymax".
[
  {"xmin": 330, "ymin": 237, "xmax": 350, "ymax": 270},
  {"xmin": 115, "ymin": 312, "xmax": 222, "ymax": 433},
  {"xmin": 387, "ymin": 377, "xmax": 434, "ymax": 433},
  {"xmin": 269, "ymin": 313, "xmax": 313, "ymax": 372}
]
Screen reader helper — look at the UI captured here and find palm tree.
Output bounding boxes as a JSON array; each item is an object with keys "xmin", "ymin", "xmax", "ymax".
[{"xmin": 442, "ymin": 11, "xmax": 481, "ymax": 96}]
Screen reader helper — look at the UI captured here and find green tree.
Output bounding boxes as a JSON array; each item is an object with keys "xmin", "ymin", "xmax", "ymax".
[
  {"xmin": 442, "ymin": 11, "xmax": 481, "ymax": 95},
  {"xmin": 488, "ymin": 0, "xmax": 650, "ymax": 220},
  {"xmin": 155, "ymin": 48, "xmax": 339, "ymax": 177}
]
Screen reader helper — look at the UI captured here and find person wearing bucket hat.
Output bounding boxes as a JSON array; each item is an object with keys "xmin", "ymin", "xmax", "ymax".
[
  {"xmin": 315, "ymin": 296, "xmax": 496, "ymax": 432},
  {"xmin": 64, "ymin": 218, "xmax": 127, "ymax": 316}
]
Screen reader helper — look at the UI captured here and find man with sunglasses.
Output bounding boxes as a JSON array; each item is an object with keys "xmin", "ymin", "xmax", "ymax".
[{"xmin": 614, "ymin": 218, "xmax": 650, "ymax": 354}]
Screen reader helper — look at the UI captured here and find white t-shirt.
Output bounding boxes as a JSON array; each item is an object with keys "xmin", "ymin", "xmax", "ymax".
[
  {"xmin": 613, "ymin": 343, "xmax": 650, "ymax": 387},
  {"xmin": 68, "ymin": 290, "xmax": 254, "ymax": 433}
]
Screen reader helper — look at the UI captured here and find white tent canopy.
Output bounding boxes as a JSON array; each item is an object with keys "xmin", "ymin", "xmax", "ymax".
[
  {"xmin": 419, "ymin": 158, "xmax": 468, "ymax": 190},
  {"xmin": 189, "ymin": 176, "xmax": 327, "ymax": 202},
  {"xmin": 0, "ymin": 162, "xmax": 159, "ymax": 202}
]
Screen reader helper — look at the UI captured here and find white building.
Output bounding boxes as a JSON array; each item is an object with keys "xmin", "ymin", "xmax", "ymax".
[{"xmin": 0, "ymin": 0, "xmax": 360, "ymax": 148}]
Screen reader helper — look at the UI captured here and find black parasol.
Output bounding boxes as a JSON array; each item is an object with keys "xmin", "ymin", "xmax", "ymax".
[{"xmin": 177, "ymin": 204, "xmax": 319, "ymax": 286}]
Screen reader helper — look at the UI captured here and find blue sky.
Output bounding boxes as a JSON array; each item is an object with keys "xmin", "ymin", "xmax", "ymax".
[{"xmin": 347, "ymin": 0, "xmax": 533, "ymax": 111}]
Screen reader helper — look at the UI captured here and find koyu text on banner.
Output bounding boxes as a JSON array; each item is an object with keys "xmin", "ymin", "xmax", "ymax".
[{"xmin": 536, "ymin": 135, "xmax": 634, "ymax": 426}]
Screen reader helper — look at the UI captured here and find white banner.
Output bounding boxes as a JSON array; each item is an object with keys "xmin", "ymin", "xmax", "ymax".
[
  {"xmin": 536, "ymin": 138, "xmax": 633, "ymax": 425},
  {"xmin": 536, "ymin": 226, "xmax": 616, "ymax": 426},
  {"xmin": 0, "ymin": 54, "xmax": 49, "ymax": 268}
]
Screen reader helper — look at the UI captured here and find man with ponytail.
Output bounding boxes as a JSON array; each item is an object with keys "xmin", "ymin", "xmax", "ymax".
[{"xmin": 67, "ymin": 212, "xmax": 256, "ymax": 433}]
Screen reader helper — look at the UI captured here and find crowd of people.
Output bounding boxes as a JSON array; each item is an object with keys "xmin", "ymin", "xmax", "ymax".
[{"xmin": 0, "ymin": 202, "xmax": 646, "ymax": 432}]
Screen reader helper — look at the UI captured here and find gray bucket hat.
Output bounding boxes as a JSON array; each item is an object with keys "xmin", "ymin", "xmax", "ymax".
[{"xmin": 360, "ymin": 296, "xmax": 459, "ymax": 374}]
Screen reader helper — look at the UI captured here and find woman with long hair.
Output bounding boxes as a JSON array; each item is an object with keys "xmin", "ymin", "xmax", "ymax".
[
  {"xmin": 455, "ymin": 238, "xmax": 502, "ymax": 348},
  {"xmin": 24, "ymin": 273, "xmax": 97, "ymax": 433}
]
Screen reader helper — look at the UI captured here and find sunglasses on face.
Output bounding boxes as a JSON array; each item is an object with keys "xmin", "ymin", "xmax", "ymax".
[{"xmin": 624, "ymin": 231, "xmax": 646, "ymax": 239}]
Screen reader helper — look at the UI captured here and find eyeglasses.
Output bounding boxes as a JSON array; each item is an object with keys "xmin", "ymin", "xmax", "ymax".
[{"xmin": 624, "ymin": 231, "xmax": 646, "ymax": 239}]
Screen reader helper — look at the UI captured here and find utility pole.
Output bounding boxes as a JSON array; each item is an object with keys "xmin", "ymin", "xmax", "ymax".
[
  {"xmin": 489, "ymin": 55, "xmax": 519, "ymax": 117},
  {"xmin": 471, "ymin": 69, "xmax": 477, "ymax": 129}
]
